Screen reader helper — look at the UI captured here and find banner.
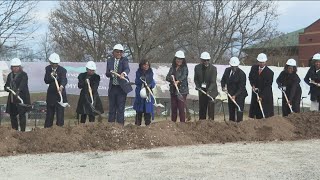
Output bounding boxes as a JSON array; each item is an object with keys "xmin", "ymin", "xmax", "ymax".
[{"xmin": 0, "ymin": 61, "xmax": 313, "ymax": 106}]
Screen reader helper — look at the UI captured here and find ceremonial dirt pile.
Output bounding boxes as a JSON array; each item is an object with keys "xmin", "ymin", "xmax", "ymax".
[{"xmin": 0, "ymin": 112, "xmax": 319, "ymax": 156}]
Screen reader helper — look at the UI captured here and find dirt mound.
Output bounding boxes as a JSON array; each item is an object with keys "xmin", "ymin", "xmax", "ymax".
[{"xmin": 0, "ymin": 112, "xmax": 320, "ymax": 156}]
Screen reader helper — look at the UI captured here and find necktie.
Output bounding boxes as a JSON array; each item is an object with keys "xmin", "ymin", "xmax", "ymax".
[
  {"xmin": 113, "ymin": 59, "xmax": 119, "ymax": 85},
  {"xmin": 259, "ymin": 68, "xmax": 262, "ymax": 75}
]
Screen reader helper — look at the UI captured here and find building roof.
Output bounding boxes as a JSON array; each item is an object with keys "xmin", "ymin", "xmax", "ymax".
[{"xmin": 245, "ymin": 28, "xmax": 305, "ymax": 49}]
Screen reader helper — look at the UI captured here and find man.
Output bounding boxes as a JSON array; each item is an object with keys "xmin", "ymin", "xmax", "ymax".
[
  {"xmin": 4, "ymin": 58, "xmax": 30, "ymax": 131},
  {"xmin": 304, "ymin": 53, "xmax": 320, "ymax": 111},
  {"xmin": 221, "ymin": 57, "xmax": 247, "ymax": 122},
  {"xmin": 44, "ymin": 53, "xmax": 68, "ymax": 127},
  {"xmin": 194, "ymin": 52, "xmax": 218, "ymax": 120},
  {"xmin": 105, "ymin": 44, "xmax": 132, "ymax": 125},
  {"xmin": 249, "ymin": 53, "xmax": 274, "ymax": 119}
]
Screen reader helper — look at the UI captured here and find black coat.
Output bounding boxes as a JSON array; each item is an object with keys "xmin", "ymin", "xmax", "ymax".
[
  {"xmin": 277, "ymin": 71, "xmax": 301, "ymax": 115},
  {"xmin": 304, "ymin": 66, "xmax": 320, "ymax": 101},
  {"xmin": 4, "ymin": 71, "xmax": 31, "ymax": 114},
  {"xmin": 166, "ymin": 65, "xmax": 189, "ymax": 95},
  {"xmin": 76, "ymin": 72, "xmax": 104, "ymax": 115},
  {"xmin": 44, "ymin": 65, "xmax": 68, "ymax": 105},
  {"xmin": 221, "ymin": 67, "xmax": 248, "ymax": 98},
  {"xmin": 249, "ymin": 65, "xmax": 274, "ymax": 118},
  {"xmin": 194, "ymin": 64, "xmax": 219, "ymax": 98}
]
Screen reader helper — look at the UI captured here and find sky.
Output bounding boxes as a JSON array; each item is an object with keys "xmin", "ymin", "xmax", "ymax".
[{"xmin": 23, "ymin": 1, "xmax": 320, "ymax": 52}]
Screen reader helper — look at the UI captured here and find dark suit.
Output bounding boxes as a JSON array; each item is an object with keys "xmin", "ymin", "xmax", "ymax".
[
  {"xmin": 304, "ymin": 66, "xmax": 320, "ymax": 110},
  {"xmin": 249, "ymin": 65, "xmax": 274, "ymax": 119},
  {"xmin": 105, "ymin": 56, "xmax": 130, "ymax": 124},
  {"xmin": 4, "ymin": 71, "xmax": 30, "ymax": 131},
  {"xmin": 76, "ymin": 72, "xmax": 104, "ymax": 123},
  {"xmin": 194, "ymin": 64, "xmax": 218, "ymax": 120},
  {"xmin": 44, "ymin": 65, "xmax": 68, "ymax": 127},
  {"xmin": 221, "ymin": 67, "xmax": 247, "ymax": 122},
  {"xmin": 277, "ymin": 71, "xmax": 301, "ymax": 116}
]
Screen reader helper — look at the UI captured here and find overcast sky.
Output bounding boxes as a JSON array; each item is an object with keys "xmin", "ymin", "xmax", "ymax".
[{"xmin": 29, "ymin": 1, "xmax": 320, "ymax": 51}]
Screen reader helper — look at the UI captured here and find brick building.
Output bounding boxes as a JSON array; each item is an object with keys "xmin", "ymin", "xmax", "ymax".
[{"xmin": 243, "ymin": 18, "xmax": 320, "ymax": 67}]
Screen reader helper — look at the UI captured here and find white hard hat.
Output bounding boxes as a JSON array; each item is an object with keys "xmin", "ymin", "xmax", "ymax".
[
  {"xmin": 10, "ymin": 58, "xmax": 21, "ymax": 66},
  {"xmin": 49, "ymin": 53, "xmax": 60, "ymax": 63},
  {"xmin": 286, "ymin": 58, "xmax": 297, "ymax": 66},
  {"xmin": 312, "ymin": 53, "xmax": 320, "ymax": 60},
  {"xmin": 86, "ymin": 61, "xmax": 96, "ymax": 70},
  {"xmin": 139, "ymin": 88, "xmax": 148, "ymax": 98},
  {"xmin": 257, "ymin": 53, "xmax": 267, "ymax": 62},
  {"xmin": 229, "ymin": 57, "xmax": 240, "ymax": 66},
  {"xmin": 200, "ymin": 52, "xmax": 211, "ymax": 60},
  {"xmin": 175, "ymin": 50, "xmax": 185, "ymax": 59},
  {"xmin": 113, "ymin": 44, "xmax": 124, "ymax": 51}
]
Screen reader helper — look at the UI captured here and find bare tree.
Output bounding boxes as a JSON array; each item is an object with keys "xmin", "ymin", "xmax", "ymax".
[
  {"xmin": 0, "ymin": 1, "xmax": 37, "ymax": 56},
  {"xmin": 38, "ymin": 31, "xmax": 54, "ymax": 61}
]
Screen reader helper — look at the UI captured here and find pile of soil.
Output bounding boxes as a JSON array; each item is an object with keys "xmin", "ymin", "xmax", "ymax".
[{"xmin": 0, "ymin": 112, "xmax": 319, "ymax": 156}]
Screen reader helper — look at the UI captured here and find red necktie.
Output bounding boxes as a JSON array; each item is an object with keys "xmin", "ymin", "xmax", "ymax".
[{"xmin": 259, "ymin": 68, "xmax": 262, "ymax": 75}]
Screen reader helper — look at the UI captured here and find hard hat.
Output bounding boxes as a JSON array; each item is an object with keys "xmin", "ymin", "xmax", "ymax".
[
  {"xmin": 200, "ymin": 52, "xmax": 211, "ymax": 60},
  {"xmin": 229, "ymin": 57, "xmax": 240, "ymax": 66},
  {"xmin": 175, "ymin": 50, "xmax": 185, "ymax": 59},
  {"xmin": 49, "ymin": 53, "xmax": 60, "ymax": 63},
  {"xmin": 113, "ymin": 44, "xmax": 124, "ymax": 51},
  {"xmin": 10, "ymin": 58, "xmax": 21, "ymax": 66},
  {"xmin": 139, "ymin": 88, "xmax": 148, "ymax": 98},
  {"xmin": 257, "ymin": 53, "xmax": 267, "ymax": 62},
  {"xmin": 286, "ymin": 58, "xmax": 297, "ymax": 66},
  {"xmin": 86, "ymin": 61, "xmax": 96, "ymax": 70},
  {"xmin": 312, "ymin": 53, "xmax": 320, "ymax": 61}
]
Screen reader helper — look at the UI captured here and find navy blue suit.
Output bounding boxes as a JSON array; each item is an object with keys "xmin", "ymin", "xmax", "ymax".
[{"xmin": 106, "ymin": 56, "xmax": 130, "ymax": 124}]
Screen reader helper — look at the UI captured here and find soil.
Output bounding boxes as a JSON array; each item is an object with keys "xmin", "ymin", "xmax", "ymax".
[{"xmin": 0, "ymin": 112, "xmax": 319, "ymax": 156}]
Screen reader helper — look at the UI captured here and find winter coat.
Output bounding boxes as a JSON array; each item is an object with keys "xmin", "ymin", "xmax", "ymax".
[
  {"xmin": 194, "ymin": 64, "xmax": 219, "ymax": 98},
  {"xmin": 4, "ymin": 71, "xmax": 31, "ymax": 114},
  {"xmin": 304, "ymin": 66, "xmax": 320, "ymax": 102},
  {"xmin": 133, "ymin": 68, "xmax": 155, "ymax": 119},
  {"xmin": 249, "ymin": 65, "xmax": 274, "ymax": 118},
  {"xmin": 105, "ymin": 56, "xmax": 132, "ymax": 94},
  {"xmin": 221, "ymin": 67, "xmax": 248, "ymax": 98},
  {"xmin": 166, "ymin": 65, "xmax": 189, "ymax": 95},
  {"xmin": 76, "ymin": 72, "xmax": 104, "ymax": 115},
  {"xmin": 44, "ymin": 65, "xmax": 68, "ymax": 105}
]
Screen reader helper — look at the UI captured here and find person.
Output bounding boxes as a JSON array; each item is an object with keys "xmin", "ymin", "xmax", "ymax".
[
  {"xmin": 133, "ymin": 59, "xmax": 155, "ymax": 126},
  {"xmin": 166, "ymin": 50, "xmax": 189, "ymax": 122},
  {"xmin": 4, "ymin": 58, "xmax": 30, "ymax": 131},
  {"xmin": 105, "ymin": 44, "xmax": 132, "ymax": 125},
  {"xmin": 194, "ymin": 52, "xmax": 218, "ymax": 120},
  {"xmin": 249, "ymin": 53, "xmax": 274, "ymax": 119},
  {"xmin": 76, "ymin": 61, "xmax": 104, "ymax": 123},
  {"xmin": 44, "ymin": 53, "xmax": 68, "ymax": 127},
  {"xmin": 221, "ymin": 57, "xmax": 247, "ymax": 122},
  {"xmin": 276, "ymin": 59, "xmax": 301, "ymax": 116},
  {"xmin": 304, "ymin": 53, "xmax": 320, "ymax": 111}
]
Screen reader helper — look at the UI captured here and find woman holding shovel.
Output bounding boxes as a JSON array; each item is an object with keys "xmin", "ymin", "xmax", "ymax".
[
  {"xmin": 166, "ymin": 50, "xmax": 189, "ymax": 122},
  {"xmin": 76, "ymin": 61, "xmax": 104, "ymax": 123},
  {"xmin": 133, "ymin": 59, "xmax": 155, "ymax": 126},
  {"xmin": 4, "ymin": 58, "xmax": 31, "ymax": 131},
  {"xmin": 276, "ymin": 59, "xmax": 301, "ymax": 116},
  {"xmin": 221, "ymin": 57, "xmax": 247, "ymax": 122}
]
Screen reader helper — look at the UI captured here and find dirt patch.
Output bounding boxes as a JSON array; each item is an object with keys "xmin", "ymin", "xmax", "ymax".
[{"xmin": 0, "ymin": 112, "xmax": 319, "ymax": 156}]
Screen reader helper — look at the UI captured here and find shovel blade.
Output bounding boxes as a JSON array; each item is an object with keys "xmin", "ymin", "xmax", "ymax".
[{"xmin": 154, "ymin": 103, "xmax": 164, "ymax": 108}]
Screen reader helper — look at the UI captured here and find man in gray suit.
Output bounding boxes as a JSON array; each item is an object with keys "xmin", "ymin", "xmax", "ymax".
[{"xmin": 194, "ymin": 52, "xmax": 218, "ymax": 120}]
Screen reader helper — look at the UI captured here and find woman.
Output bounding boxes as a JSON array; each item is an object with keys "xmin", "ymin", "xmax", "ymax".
[
  {"xmin": 76, "ymin": 61, "xmax": 104, "ymax": 123},
  {"xmin": 276, "ymin": 59, "xmax": 301, "ymax": 116},
  {"xmin": 4, "ymin": 58, "xmax": 31, "ymax": 131},
  {"xmin": 133, "ymin": 59, "xmax": 155, "ymax": 126},
  {"xmin": 166, "ymin": 50, "xmax": 189, "ymax": 122}
]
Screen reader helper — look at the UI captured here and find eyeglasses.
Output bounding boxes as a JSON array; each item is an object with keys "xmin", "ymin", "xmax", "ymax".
[{"xmin": 114, "ymin": 50, "xmax": 123, "ymax": 54}]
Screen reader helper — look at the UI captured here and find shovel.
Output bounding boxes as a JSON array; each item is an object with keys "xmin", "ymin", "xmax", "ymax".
[
  {"xmin": 279, "ymin": 87, "xmax": 293, "ymax": 113},
  {"xmin": 224, "ymin": 91, "xmax": 242, "ymax": 112},
  {"xmin": 140, "ymin": 77, "xmax": 164, "ymax": 108},
  {"xmin": 86, "ymin": 79, "xmax": 103, "ymax": 117},
  {"xmin": 196, "ymin": 87, "xmax": 214, "ymax": 102},
  {"xmin": 6, "ymin": 87, "xmax": 32, "ymax": 107},
  {"xmin": 253, "ymin": 88, "xmax": 265, "ymax": 119},
  {"xmin": 51, "ymin": 74, "xmax": 70, "ymax": 108},
  {"xmin": 171, "ymin": 75, "xmax": 184, "ymax": 102},
  {"xmin": 111, "ymin": 71, "xmax": 130, "ymax": 82}
]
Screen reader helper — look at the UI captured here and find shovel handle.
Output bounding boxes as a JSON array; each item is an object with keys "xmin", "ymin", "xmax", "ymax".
[
  {"xmin": 226, "ymin": 92, "xmax": 241, "ymax": 112},
  {"xmin": 86, "ymin": 79, "xmax": 94, "ymax": 104},
  {"xmin": 111, "ymin": 71, "xmax": 129, "ymax": 82}
]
